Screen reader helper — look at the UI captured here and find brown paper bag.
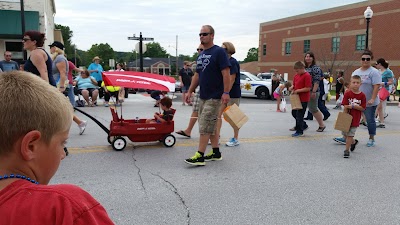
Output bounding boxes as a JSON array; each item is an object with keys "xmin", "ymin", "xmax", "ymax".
[
  {"xmin": 289, "ymin": 94, "xmax": 302, "ymax": 110},
  {"xmin": 223, "ymin": 103, "xmax": 248, "ymax": 130},
  {"xmin": 334, "ymin": 112, "xmax": 353, "ymax": 132}
]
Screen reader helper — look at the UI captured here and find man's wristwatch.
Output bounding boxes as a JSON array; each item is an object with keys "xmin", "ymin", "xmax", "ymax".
[{"xmin": 223, "ymin": 92, "xmax": 229, "ymax": 95}]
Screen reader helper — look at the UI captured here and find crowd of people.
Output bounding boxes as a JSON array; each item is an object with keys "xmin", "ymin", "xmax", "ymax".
[
  {"xmin": 0, "ymin": 30, "xmax": 115, "ymax": 223},
  {"xmin": 0, "ymin": 25, "xmax": 399, "ymax": 223},
  {"xmin": 171, "ymin": 27, "xmax": 398, "ymax": 161}
]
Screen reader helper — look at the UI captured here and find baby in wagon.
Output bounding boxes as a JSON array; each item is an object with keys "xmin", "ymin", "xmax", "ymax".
[{"xmin": 146, "ymin": 97, "xmax": 174, "ymax": 123}]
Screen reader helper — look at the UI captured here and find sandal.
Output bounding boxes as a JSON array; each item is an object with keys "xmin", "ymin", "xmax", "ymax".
[
  {"xmin": 176, "ymin": 130, "xmax": 191, "ymax": 138},
  {"xmin": 316, "ymin": 126, "xmax": 326, "ymax": 132}
]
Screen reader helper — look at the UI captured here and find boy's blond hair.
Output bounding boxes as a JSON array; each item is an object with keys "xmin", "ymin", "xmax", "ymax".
[
  {"xmin": 294, "ymin": 61, "xmax": 305, "ymax": 69},
  {"xmin": 0, "ymin": 71, "xmax": 73, "ymax": 154}
]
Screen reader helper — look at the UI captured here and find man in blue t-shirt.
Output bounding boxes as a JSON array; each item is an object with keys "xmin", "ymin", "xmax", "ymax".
[
  {"xmin": 184, "ymin": 25, "xmax": 231, "ymax": 166},
  {"xmin": 0, "ymin": 51, "xmax": 19, "ymax": 72}
]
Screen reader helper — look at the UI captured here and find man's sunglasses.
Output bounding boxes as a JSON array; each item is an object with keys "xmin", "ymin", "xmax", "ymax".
[
  {"xmin": 197, "ymin": 48, "xmax": 203, "ymax": 51},
  {"xmin": 199, "ymin": 33, "xmax": 210, "ymax": 37},
  {"xmin": 361, "ymin": 57, "xmax": 371, "ymax": 61},
  {"xmin": 22, "ymin": 38, "xmax": 31, "ymax": 42}
]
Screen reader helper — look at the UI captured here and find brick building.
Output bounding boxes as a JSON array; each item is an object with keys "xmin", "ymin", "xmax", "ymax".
[{"xmin": 258, "ymin": 0, "xmax": 400, "ymax": 81}]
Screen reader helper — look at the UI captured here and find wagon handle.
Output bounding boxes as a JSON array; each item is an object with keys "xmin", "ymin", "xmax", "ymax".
[{"xmin": 74, "ymin": 107, "xmax": 110, "ymax": 134}]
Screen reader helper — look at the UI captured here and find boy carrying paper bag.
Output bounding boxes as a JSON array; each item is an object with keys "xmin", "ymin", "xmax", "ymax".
[{"xmin": 333, "ymin": 75, "xmax": 366, "ymax": 158}]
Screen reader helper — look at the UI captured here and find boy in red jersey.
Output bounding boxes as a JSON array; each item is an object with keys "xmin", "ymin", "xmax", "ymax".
[
  {"xmin": 339, "ymin": 75, "xmax": 366, "ymax": 158},
  {"xmin": 290, "ymin": 61, "xmax": 312, "ymax": 137},
  {"xmin": 0, "ymin": 71, "xmax": 114, "ymax": 225}
]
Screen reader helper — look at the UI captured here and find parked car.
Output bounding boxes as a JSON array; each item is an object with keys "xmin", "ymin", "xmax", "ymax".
[
  {"xmin": 175, "ymin": 81, "xmax": 182, "ymax": 92},
  {"xmin": 257, "ymin": 72, "xmax": 274, "ymax": 82},
  {"xmin": 240, "ymin": 72, "xmax": 272, "ymax": 99}
]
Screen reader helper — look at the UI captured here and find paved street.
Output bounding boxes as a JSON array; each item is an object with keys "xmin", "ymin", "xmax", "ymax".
[{"xmin": 54, "ymin": 93, "xmax": 400, "ymax": 225}]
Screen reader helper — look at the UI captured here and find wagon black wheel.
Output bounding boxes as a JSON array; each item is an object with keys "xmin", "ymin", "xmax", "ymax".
[
  {"xmin": 112, "ymin": 137, "xmax": 126, "ymax": 151},
  {"xmin": 107, "ymin": 136, "xmax": 116, "ymax": 144},
  {"xmin": 163, "ymin": 134, "xmax": 176, "ymax": 147}
]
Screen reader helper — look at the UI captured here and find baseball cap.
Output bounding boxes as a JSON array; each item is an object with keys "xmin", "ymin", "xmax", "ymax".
[{"xmin": 48, "ymin": 41, "xmax": 64, "ymax": 50}]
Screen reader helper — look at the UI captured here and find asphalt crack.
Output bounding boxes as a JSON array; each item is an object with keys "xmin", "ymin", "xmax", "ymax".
[
  {"xmin": 151, "ymin": 172, "xmax": 191, "ymax": 225},
  {"xmin": 129, "ymin": 149, "xmax": 146, "ymax": 193}
]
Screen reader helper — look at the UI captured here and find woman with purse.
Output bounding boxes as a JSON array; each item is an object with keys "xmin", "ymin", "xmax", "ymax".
[{"xmin": 375, "ymin": 58, "xmax": 393, "ymax": 128}]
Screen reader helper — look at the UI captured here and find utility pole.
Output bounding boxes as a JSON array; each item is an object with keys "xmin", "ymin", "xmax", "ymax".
[
  {"xmin": 20, "ymin": 0, "xmax": 27, "ymax": 60},
  {"xmin": 74, "ymin": 49, "xmax": 77, "ymax": 66},
  {"xmin": 128, "ymin": 32, "xmax": 154, "ymax": 72}
]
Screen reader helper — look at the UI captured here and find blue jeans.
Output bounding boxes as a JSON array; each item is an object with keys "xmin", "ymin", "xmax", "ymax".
[
  {"xmin": 67, "ymin": 84, "xmax": 75, "ymax": 107},
  {"xmin": 292, "ymin": 102, "xmax": 308, "ymax": 133},
  {"xmin": 364, "ymin": 106, "xmax": 377, "ymax": 136}
]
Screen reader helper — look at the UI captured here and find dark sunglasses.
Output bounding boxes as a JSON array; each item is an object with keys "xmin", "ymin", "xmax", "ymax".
[
  {"xmin": 5, "ymin": 55, "xmax": 12, "ymax": 57},
  {"xmin": 199, "ymin": 33, "xmax": 210, "ymax": 37},
  {"xmin": 197, "ymin": 48, "xmax": 203, "ymax": 51},
  {"xmin": 22, "ymin": 38, "xmax": 31, "ymax": 41},
  {"xmin": 361, "ymin": 57, "xmax": 371, "ymax": 61}
]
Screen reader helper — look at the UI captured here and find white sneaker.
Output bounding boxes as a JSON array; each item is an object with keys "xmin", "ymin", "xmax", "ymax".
[
  {"xmin": 78, "ymin": 120, "xmax": 87, "ymax": 135},
  {"xmin": 226, "ymin": 138, "xmax": 240, "ymax": 147}
]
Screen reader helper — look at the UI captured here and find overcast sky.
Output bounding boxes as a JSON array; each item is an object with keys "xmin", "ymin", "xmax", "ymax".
[{"xmin": 54, "ymin": 0, "xmax": 364, "ymax": 61}]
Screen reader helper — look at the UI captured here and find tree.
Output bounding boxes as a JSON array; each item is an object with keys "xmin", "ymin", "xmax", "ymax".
[
  {"xmin": 86, "ymin": 43, "xmax": 115, "ymax": 70},
  {"xmin": 316, "ymin": 32, "xmax": 359, "ymax": 78},
  {"xmin": 143, "ymin": 42, "xmax": 168, "ymax": 58},
  {"xmin": 55, "ymin": 24, "xmax": 75, "ymax": 57},
  {"xmin": 243, "ymin": 47, "xmax": 258, "ymax": 62}
]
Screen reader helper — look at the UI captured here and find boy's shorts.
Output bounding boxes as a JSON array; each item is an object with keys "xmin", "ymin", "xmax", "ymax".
[
  {"xmin": 198, "ymin": 99, "xmax": 221, "ymax": 135},
  {"xmin": 342, "ymin": 127, "xmax": 357, "ymax": 137}
]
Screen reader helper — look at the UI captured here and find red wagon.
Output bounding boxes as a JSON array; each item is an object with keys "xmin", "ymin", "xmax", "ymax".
[
  {"xmin": 107, "ymin": 107, "xmax": 176, "ymax": 150},
  {"xmin": 75, "ymin": 71, "xmax": 176, "ymax": 151}
]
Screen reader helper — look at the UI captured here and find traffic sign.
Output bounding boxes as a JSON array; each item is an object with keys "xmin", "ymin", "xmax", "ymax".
[
  {"xmin": 128, "ymin": 37, "xmax": 139, "ymax": 40},
  {"xmin": 142, "ymin": 37, "xmax": 154, "ymax": 41}
]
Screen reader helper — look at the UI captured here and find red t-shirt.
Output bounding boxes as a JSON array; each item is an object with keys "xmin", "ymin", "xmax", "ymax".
[
  {"xmin": 0, "ymin": 180, "xmax": 114, "ymax": 225},
  {"xmin": 68, "ymin": 61, "xmax": 77, "ymax": 84},
  {"xmin": 293, "ymin": 72, "xmax": 312, "ymax": 102},
  {"xmin": 341, "ymin": 90, "xmax": 366, "ymax": 127}
]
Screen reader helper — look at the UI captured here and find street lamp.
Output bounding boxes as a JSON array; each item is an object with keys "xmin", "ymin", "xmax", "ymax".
[{"xmin": 364, "ymin": 6, "xmax": 373, "ymax": 50}]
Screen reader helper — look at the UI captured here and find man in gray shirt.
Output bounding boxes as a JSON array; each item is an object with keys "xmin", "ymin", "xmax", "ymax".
[{"xmin": 0, "ymin": 51, "xmax": 19, "ymax": 72}]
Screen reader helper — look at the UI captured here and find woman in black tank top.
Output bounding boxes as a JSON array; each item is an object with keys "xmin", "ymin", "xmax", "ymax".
[{"xmin": 22, "ymin": 31, "xmax": 56, "ymax": 87}]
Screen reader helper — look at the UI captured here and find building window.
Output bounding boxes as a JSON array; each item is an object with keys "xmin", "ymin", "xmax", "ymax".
[
  {"xmin": 356, "ymin": 34, "xmax": 366, "ymax": 51},
  {"xmin": 262, "ymin": 44, "xmax": 266, "ymax": 56},
  {"xmin": 332, "ymin": 37, "xmax": 340, "ymax": 53},
  {"xmin": 285, "ymin": 42, "xmax": 292, "ymax": 55},
  {"xmin": 303, "ymin": 40, "xmax": 310, "ymax": 53}
]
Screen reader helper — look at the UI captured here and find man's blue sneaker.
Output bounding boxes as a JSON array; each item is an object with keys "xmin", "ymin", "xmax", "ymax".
[
  {"xmin": 292, "ymin": 132, "xmax": 304, "ymax": 137},
  {"xmin": 367, "ymin": 139, "xmax": 375, "ymax": 147},
  {"xmin": 333, "ymin": 137, "xmax": 346, "ymax": 145}
]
